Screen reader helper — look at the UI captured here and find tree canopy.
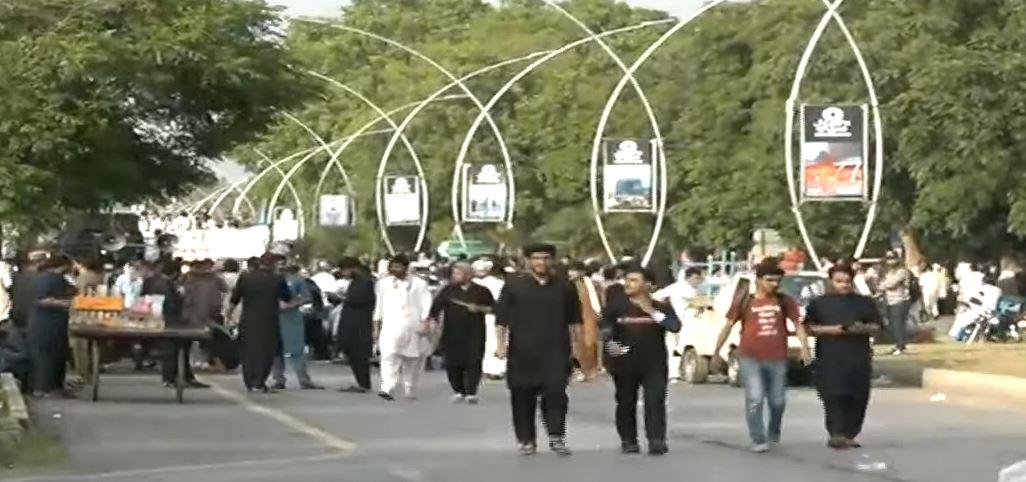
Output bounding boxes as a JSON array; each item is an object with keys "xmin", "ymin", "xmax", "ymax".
[{"xmin": 0, "ymin": 0, "xmax": 316, "ymax": 230}]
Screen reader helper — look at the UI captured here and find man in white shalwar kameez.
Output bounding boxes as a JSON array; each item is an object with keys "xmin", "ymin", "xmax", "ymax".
[
  {"xmin": 653, "ymin": 267, "xmax": 705, "ymax": 382},
  {"xmin": 472, "ymin": 259, "xmax": 506, "ymax": 379},
  {"xmin": 374, "ymin": 255, "xmax": 434, "ymax": 401}
]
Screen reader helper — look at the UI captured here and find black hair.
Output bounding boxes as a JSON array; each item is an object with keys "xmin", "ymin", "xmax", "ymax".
[
  {"xmin": 827, "ymin": 263, "xmax": 856, "ymax": 279},
  {"xmin": 684, "ymin": 267, "xmax": 704, "ymax": 279},
  {"xmin": 755, "ymin": 258, "xmax": 785, "ymax": 278},
  {"xmin": 602, "ymin": 266, "xmax": 618, "ymax": 281},
  {"xmin": 624, "ymin": 266, "xmax": 655, "ymax": 283},
  {"xmin": 339, "ymin": 257, "xmax": 362, "ymax": 270},
  {"xmin": 222, "ymin": 259, "xmax": 240, "ymax": 273},
  {"xmin": 389, "ymin": 254, "xmax": 411, "ymax": 267}
]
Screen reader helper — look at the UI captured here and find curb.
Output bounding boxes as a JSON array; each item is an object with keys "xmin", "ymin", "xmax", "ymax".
[
  {"xmin": 0, "ymin": 373, "xmax": 28, "ymax": 454},
  {"xmin": 1, "ymin": 373, "xmax": 29, "ymax": 428}
]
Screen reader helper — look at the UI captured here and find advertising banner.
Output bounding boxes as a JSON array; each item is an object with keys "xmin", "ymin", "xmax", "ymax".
[
  {"xmin": 384, "ymin": 175, "xmax": 422, "ymax": 226},
  {"xmin": 800, "ymin": 104, "xmax": 868, "ymax": 200},
  {"xmin": 462, "ymin": 163, "xmax": 508, "ymax": 223},
  {"xmin": 319, "ymin": 194, "xmax": 353, "ymax": 227},
  {"xmin": 602, "ymin": 138, "xmax": 657, "ymax": 213}
]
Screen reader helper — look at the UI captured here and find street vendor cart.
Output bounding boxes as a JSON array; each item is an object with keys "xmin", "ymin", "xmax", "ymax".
[{"xmin": 69, "ymin": 296, "xmax": 211, "ymax": 403}]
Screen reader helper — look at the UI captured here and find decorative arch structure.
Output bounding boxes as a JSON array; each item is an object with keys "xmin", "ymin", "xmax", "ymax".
[
  {"xmin": 451, "ymin": 11, "xmax": 672, "ymax": 258},
  {"xmin": 784, "ymin": 0, "xmax": 884, "ymax": 268}
]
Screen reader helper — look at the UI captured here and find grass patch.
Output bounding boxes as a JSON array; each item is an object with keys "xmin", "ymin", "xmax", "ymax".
[
  {"xmin": 0, "ymin": 431, "xmax": 66, "ymax": 468},
  {"xmin": 875, "ymin": 340, "xmax": 1026, "ymax": 380}
]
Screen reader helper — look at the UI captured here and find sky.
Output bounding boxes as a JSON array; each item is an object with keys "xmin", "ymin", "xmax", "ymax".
[{"xmin": 271, "ymin": 0, "xmax": 705, "ymax": 18}]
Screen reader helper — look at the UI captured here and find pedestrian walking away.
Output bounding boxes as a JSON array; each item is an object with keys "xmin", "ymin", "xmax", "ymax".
[
  {"xmin": 226, "ymin": 253, "xmax": 292, "ymax": 393},
  {"xmin": 602, "ymin": 266, "xmax": 680, "ymax": 456},
  {"xmin": 713, "ymin": 258, "xmax": 812, "ymax": 453},
  {"xmin": 430, "ymin": 261, "xmax": 495, "ymax": 404},
  {"xmin": 495, "ymin": 243, "xmax": 582, "ymax": 456},
  {"xmin": 804, "ymin": 263, "xmax": 883, "ymax": 450},
  {"xmin": 374, "ymin": 254, "xmax": 434, "ymax": 401},
  {"xmin": 271, "ymin": 264, "xmax": 325, "ymax": 390},
  {"xmin": 336, "ymin": 257, "xmax": 376, "ymax": 394}
]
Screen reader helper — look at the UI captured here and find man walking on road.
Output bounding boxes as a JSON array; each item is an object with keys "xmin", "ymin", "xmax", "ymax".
[
  {"xmin": 602, "ymin": 266, "xmax": 680, "ymax": 455},
  {"xmin": 654, "ymin": 267, "xmax": 705, "ymax": 382},
  {"xmin": 227, "ymin": 253, "xmax": 292, "ymax": 393},
  {"xmin": 714, "ymin": 259, "xmax": 811, "ymax": 453},
  {"xmin": 374, "ymin": 255, "xmax": 433, "ymax": 401},
  {"xmin": 336, "ymin": 258, "xmax": 376, "ymax": 394},
  {"xmin": 880, "ymin": 251, "xmax": 912, "ymax": 355},
  {"xmin": 804, "ymin": 263, "xmax": 882, "ymax": 449},
  {"xmin": 271, "ymin": 264, "xmax": 324, "ymax": 390},
  {"xmin": 430, "ymin": 261, "xmax": 495, "ymax": 404},
  {"xmin": 473, "ymin": 259, "xmax": 506, "ymax": 380},
  {"xmin": 495, "ymin": 243, "xmax": 581, "ymax": 456}
]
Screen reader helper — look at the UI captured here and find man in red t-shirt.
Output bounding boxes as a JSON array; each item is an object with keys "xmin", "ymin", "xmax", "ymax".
[{"xmin": 714, "ymin": 260, "xmax": 812, "ymax": 453}]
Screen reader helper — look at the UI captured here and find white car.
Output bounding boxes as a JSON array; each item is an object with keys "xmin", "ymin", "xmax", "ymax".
[{"xmin": 675, "ymin": 271, "xmax": 825, "ymax": 386}]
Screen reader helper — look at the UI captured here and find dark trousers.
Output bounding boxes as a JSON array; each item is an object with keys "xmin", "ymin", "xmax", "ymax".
[
  {"xmin": 510, "ymin": 383, "xmax": 568, "ymax": 444},
  {"xmin": 821, "ymin": 391, "xmax": 870, "ymax": 439},
  {"xmin": 612, "ymin": 365, "xmax": 668, "ymax": 444},
  {"xmin": 242, "ymin": 352, "xmax": 275, "ymax": 389},
  {"xmin": 445, "ymin": 358, "xmax": 483, "ymax": 396},
  {"xmin": 161, "ymin": 340, "xmax": 194, "ymax": 384},
  {"xmin": 341, "ymin": 338, "xmax": 372, "ymax": 390},
  {"xmin": 28, "ymin": 320, "xmax": 68, "ymax": 394},
  {"xmin": 885, "ymin": 301, "xmax": 911, "ymax": 350}
]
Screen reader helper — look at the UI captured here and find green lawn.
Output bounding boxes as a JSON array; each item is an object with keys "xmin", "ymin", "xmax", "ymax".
[{"xmin": 874, "ymin": 340, "xmax": 1026, "ymax": 381}]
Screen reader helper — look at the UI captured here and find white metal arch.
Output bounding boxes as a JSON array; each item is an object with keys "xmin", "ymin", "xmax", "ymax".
[
  {"xmin": 309, "ymin": 95, "xmax": 468, "ymax": 204},
  {"xmin": 189, "ymin": 183, "xmax": 257, "ymax": 218},
  {"xmin": 293, "ymin": 18, "xmax": 514, "ymax": 255},
  {"xmin": 362, "ymin": 52, "xmax": 554, "ymax": 239},
  {"xmin": 784, "ymin": 0, "xmax": 883, "ymax": 269},
  {"xmin": 300, "ymin": 71, "xmax": 428, "ymax": 254},
  {"xmin": 451, "ymin": 11, "xmax": 671, "ymax": 262},
  {"xmin": 589, "ymin": 0, "xmax": 729, "ymax": 264},
  {"xmin": 253, "ymin": 149, "xmax": 307, "ymax": 239}
]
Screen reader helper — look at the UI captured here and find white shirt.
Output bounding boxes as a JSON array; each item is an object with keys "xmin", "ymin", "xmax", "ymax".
[
  {"xmin": 473, "ymin": 275, "xmax": 504, "ymax": 300},
  {"xmin": 310, "ymin": 271, "xmax": 339, "ymax": 305},
  {"xmin": 653, "ymin": 280, "xmax": 700, "ymax": 321},
  {"xmin": 0, "ymin": 262, "xmax": 12, "ymax": 320},
  {"xmin": 374, "ymin": 275, "xmax": 433, "ymax": 357}
]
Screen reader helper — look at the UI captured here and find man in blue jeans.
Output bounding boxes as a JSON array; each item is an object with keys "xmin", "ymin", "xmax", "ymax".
[{"xmin": 714, "ymin": 259, "xmax": 812, "ymax": 453}]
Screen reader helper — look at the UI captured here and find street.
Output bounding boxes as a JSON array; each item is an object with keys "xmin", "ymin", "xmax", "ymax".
[{"xmin": 5, "ymin": 362, "xmax": 1026, "ymax": 482}]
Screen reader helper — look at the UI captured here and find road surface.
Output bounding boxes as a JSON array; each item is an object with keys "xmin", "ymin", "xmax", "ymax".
[{"xmin": 6, "ymin": 362, "xmax": 1026, "ymax": 482}]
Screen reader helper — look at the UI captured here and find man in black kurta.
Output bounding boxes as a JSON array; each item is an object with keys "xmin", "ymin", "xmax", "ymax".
[
  {"xmin": 602, "ymin": 266, "xmax": 680, "ymax": 456},
  {"xmin": 496, "ymin": 244, "xmax": 581, "ymax": 456},
  {"xmin": 336, "ymin": 258, "xmax": 376, "ymax": 393},
  {"xmin": 803, "ymin": 263, "xmax": 882, "ymax": 450},
  {"xmin": 227, "ymin": 253, "xmax": 291, "ymax": 393},
  {"xmin": 430, "ymin": 262, "xmax": 495, "ymax": 403}
]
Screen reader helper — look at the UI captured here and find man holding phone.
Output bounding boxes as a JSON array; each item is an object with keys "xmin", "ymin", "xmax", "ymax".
[{"xmin": 804, "ymin": 263, "xmax": 882, "ymax": 450}]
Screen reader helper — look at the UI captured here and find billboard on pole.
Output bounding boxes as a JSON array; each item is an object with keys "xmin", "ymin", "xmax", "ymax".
[{"xmin": 800, "ymin": 104, "xmax": 868, "ymax": 201}]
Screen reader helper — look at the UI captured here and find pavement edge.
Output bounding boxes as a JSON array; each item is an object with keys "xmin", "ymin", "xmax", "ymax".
[
  {"xmin": 0, "ymin": 373, "xmax": 29, "ymax": 453},
  {"xmin": 921, "ymin": 368, "xmax": 1026, "ymax": 405}
]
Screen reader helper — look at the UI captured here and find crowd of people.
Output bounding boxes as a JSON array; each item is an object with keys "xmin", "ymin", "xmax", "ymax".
[{"xmin": 0, "ymin": 240, "xmax": 1020, "ymax": 458}]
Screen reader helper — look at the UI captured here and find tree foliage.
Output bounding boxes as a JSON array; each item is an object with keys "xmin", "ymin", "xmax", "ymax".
[{"xmin": 0, "ymin": 0, "xmax": 316, "ymax": 230}]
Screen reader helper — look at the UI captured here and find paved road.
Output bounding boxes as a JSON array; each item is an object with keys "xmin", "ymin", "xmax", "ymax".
[{"xmin": 6, "ymin": 362, "xmax": 1026, "ymax": 482}]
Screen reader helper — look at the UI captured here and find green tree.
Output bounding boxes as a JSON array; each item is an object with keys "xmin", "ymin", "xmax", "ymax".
[{"xmin": 0, "ymin": 0, "xmax": 316, "ymax": 230}]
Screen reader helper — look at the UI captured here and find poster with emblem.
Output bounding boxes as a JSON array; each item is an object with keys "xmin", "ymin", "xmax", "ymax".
[
  {"xmin": 462, "ymin": 164, "xmax": 508, "ymax": 223},
  {"xmin": 602, "ymin": 138, "xmax": 657, "ymax": 213},
  {"xmin": 800, "ymin": 104, "xmax": 868, "ymax": 201},
  {"xmin": 318, "ymin": 194, "xmax": 353, "ymax": 227},
  {"xmin": 384, "ymin": 175, "xmax": 422, "ymax": 226}
]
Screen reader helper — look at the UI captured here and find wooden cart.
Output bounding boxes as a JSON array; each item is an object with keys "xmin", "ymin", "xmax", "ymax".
[{"xmin": 69, "ymin": 297, "xmax": 212, "ymax": 403}]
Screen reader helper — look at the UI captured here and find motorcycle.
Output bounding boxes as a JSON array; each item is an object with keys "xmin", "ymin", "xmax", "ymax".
[{"xmin": 954, "ymin": 295, "xmax": 1024, "ymax": 344}]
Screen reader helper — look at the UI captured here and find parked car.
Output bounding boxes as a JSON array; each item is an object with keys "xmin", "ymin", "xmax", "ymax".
[{"xmin": 676, "ymin": 271, "xmax": 826, "ymax": 386}]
